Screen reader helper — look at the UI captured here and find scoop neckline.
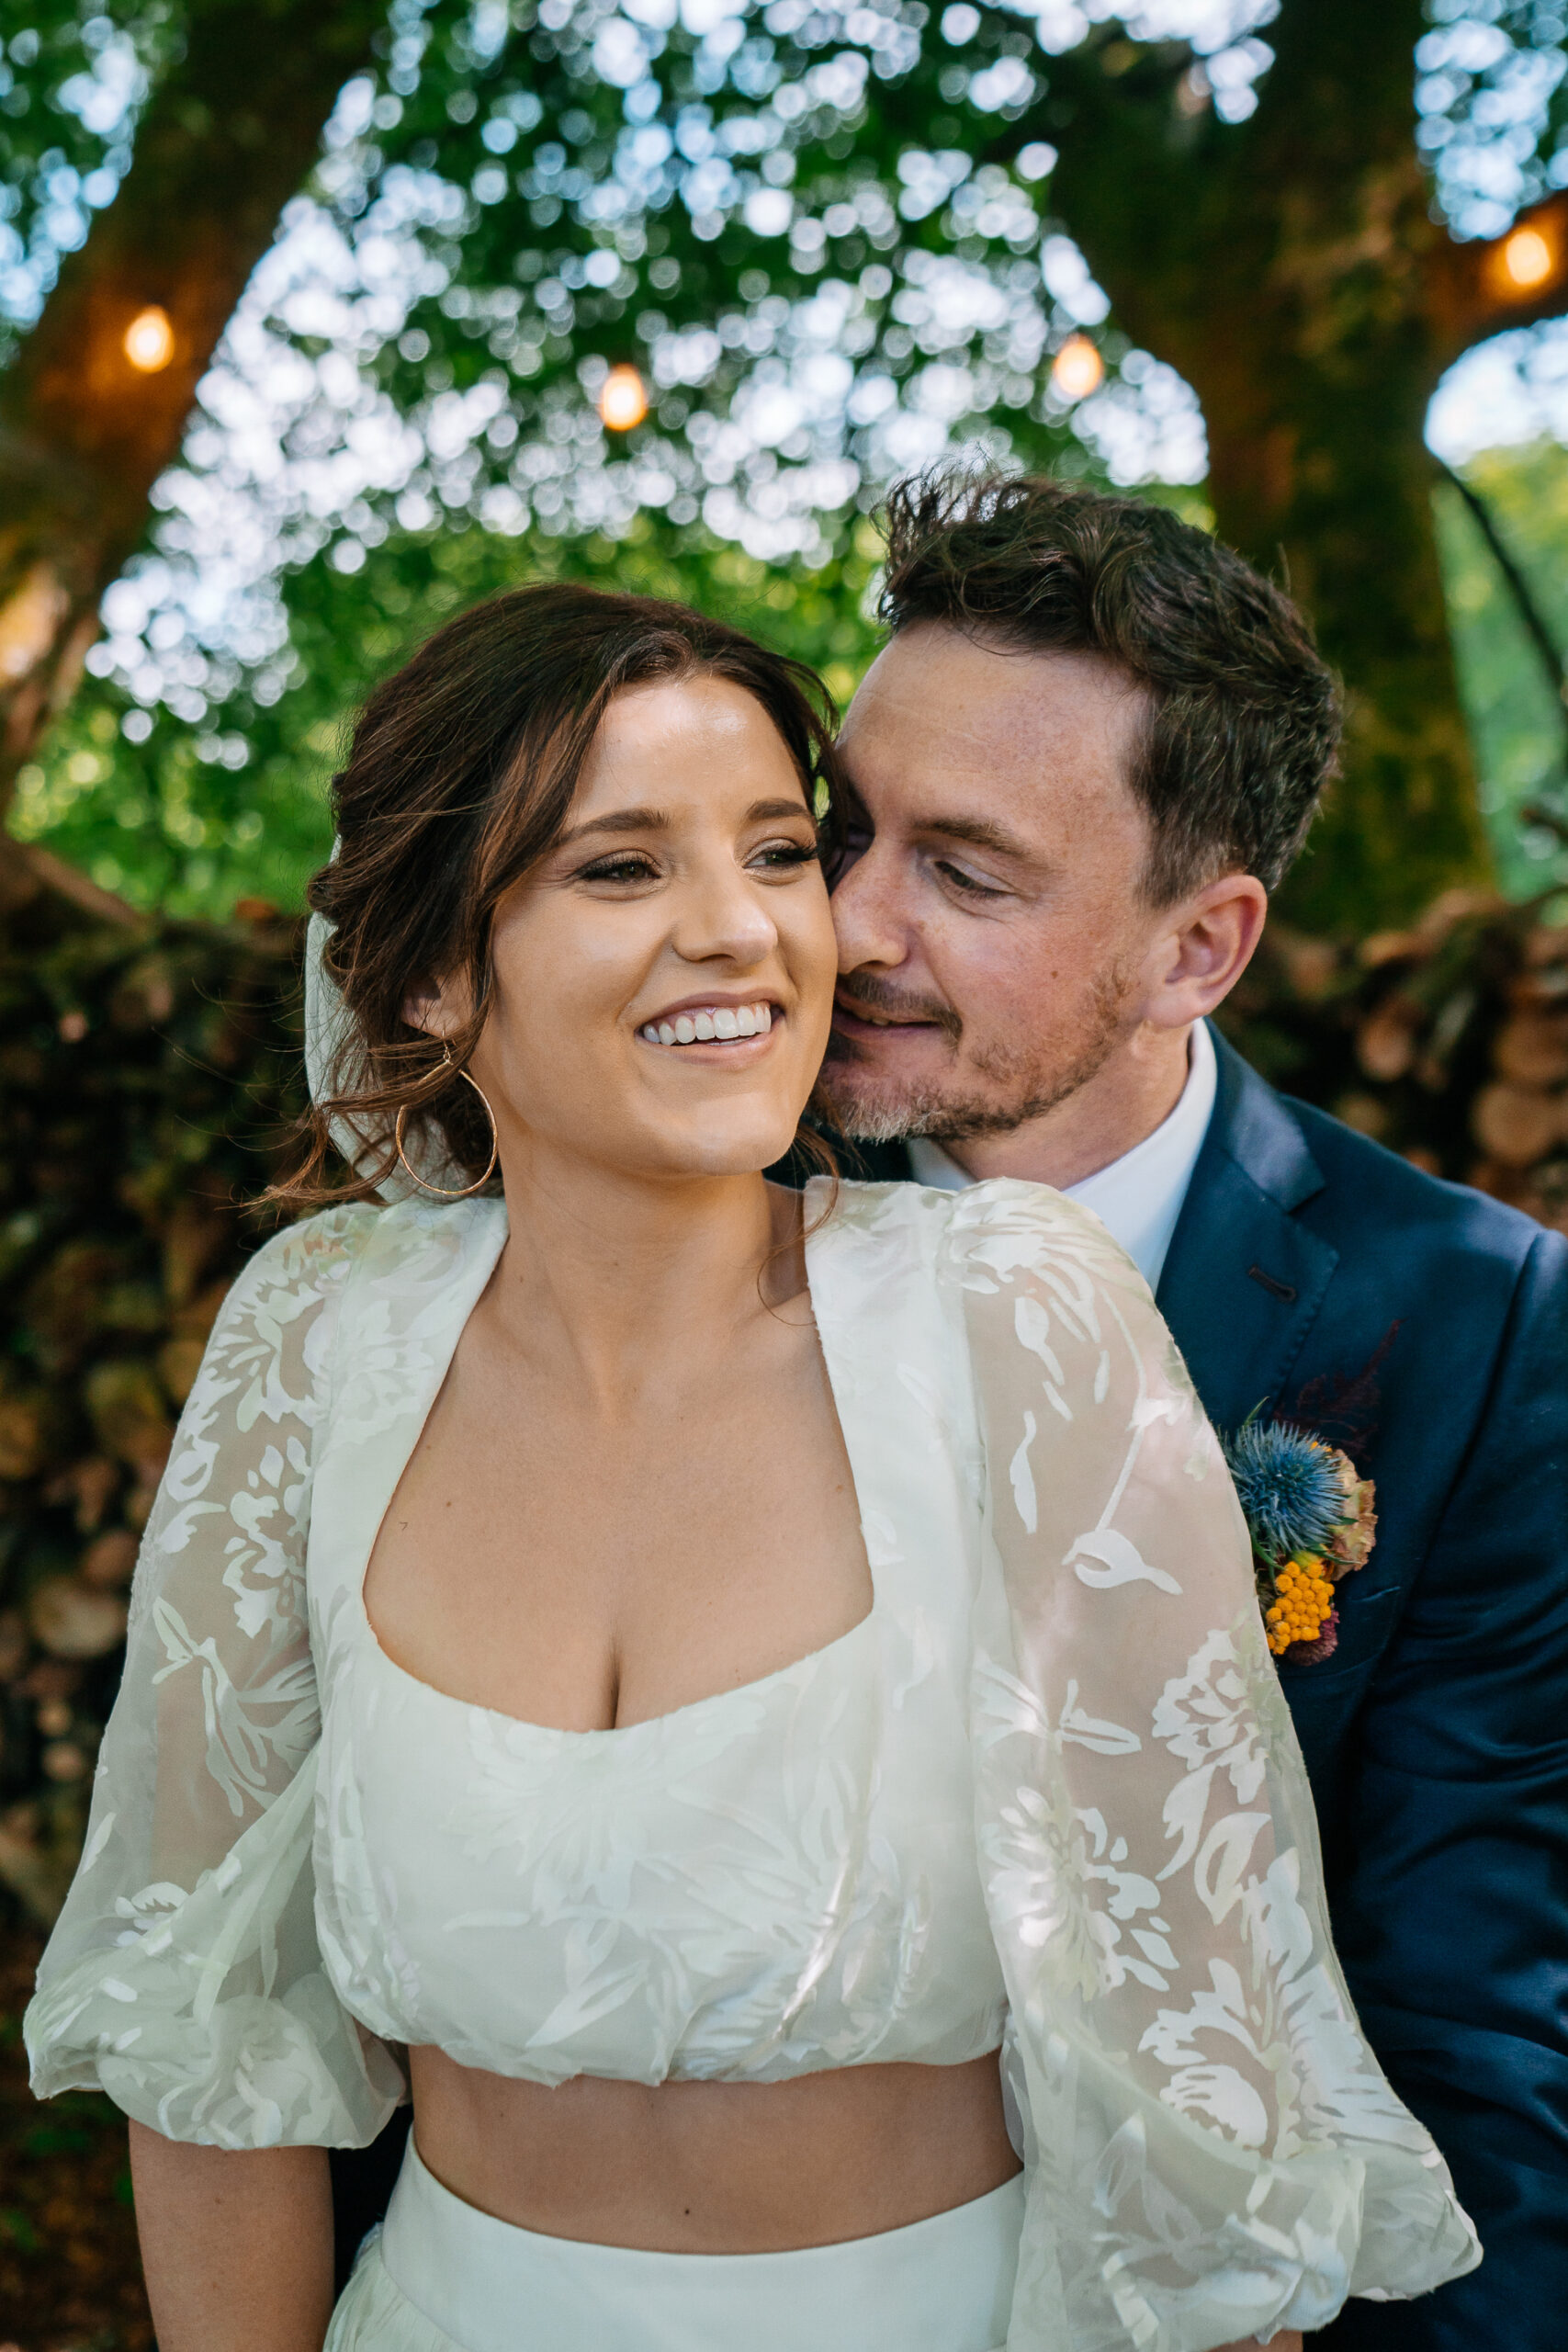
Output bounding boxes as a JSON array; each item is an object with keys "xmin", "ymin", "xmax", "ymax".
[
  {"xmin": 349, "ymin": 1193, "xmax": 881, "ymax": 1745},
  {"xmin": 359, "ymin": 1590, "xmax": 880, "ymax": 1746}
]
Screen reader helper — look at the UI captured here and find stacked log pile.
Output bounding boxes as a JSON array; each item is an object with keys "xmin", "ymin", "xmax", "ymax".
[
  {"xmin": 1220, "ymin": 888, "xmax": 1568, "ymax": 1234},
  {"xmin": 0, "ymin": 879, "xmax": 1562, "ymax": 1924},
  {"xmin": 0, "ymin": 873, "xmax": 303, "ymax": 1924}
]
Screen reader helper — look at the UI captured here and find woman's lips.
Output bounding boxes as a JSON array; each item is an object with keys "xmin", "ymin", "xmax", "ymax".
[{"xmin": 637, "ymin": 1000, "xmax": 776, "ymax": 1048}]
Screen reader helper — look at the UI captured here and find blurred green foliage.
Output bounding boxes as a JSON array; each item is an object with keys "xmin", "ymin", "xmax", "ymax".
[
  {"xmin": 0, "ymin": 5, "xmax": 173, "ymax": 357},
  {"xmin": 8, "ymin": 514, "xmax": 888, "ymax": 913},
  {"xmin": 6, "ymin": 460, "xmax": 1554, "ymax": 921},
  {"xmin": 1435, "ymin": 442, "xmax": 1568, "ymax": 901},
  {"xmin": 5, "ymin": 5, "xmax": 1568, "ymax": 921},
  {"xmin": 1, "ymin": 0, "xmax": 1134, "ymax": 917}
]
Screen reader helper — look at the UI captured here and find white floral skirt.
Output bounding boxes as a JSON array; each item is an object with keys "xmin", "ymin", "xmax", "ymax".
[{"xmin": 323, "ymin": 2138, "xmax": 1023, "ymax": 2352}]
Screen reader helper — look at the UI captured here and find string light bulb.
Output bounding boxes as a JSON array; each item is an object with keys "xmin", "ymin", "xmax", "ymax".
[
  {"xmin": 1502, "ymin": 225, "xmax": 1554, "ymax": 290},
  {"xmin": 598, "ymin": 364, "xmax": 648, "ymax": 431},
  {"xmin": 123, "ymin": 306, "xmax": 175, "ymax": 372},
  {"xmin": 1051, "ymin": 335, "xmax": 1104, "ymax": 401}
]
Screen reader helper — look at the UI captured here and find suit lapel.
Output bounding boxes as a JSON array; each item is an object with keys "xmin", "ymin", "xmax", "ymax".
[{"xmin": 1156, "ymin": 1030, "xmax": 1339, "ymax": 1435}]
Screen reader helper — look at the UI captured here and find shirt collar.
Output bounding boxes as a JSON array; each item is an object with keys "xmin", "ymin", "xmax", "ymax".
[{"xmin": 905, "ymin": 1019, "xmax": 1218, "ymax": 1292}]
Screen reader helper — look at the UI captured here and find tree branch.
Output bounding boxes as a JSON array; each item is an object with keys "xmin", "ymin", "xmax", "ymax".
[
  {"xmin": 0, "ymin": 0, "xmax": 390, "ymax": 823},
  {"xmin": 1523, "ymin": 799, "xmax": 1568, "ymax": 842},
  {"xmin": 1433, "ymin": 456, "xmax": 1568, "ymax": 715},
  {"xmin": 5, "ymin": 841, "xmax": 142, "ymax": 927}
]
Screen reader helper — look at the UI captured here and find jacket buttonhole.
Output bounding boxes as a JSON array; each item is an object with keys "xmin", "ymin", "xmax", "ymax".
[{"xmin": 1247, "ymin": 1263, "xmax": 1298, "ymax": 1304}]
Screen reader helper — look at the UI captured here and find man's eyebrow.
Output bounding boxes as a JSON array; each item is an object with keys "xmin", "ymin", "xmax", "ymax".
[
  {"xmin": 555, "ymin": 797, "xmax": 809, "ymax": 848},
  {"xmin": 915, "ymin": 814, "xmax": 1038, "ymax": 862}
]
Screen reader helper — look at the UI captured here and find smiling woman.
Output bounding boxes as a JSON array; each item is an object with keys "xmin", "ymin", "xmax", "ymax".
[
  {"xmin": 25, "ymin": 582, "xmax": 1474, "ymax": 2352},
  {"xmin": 293, "ymin": 587, "xmax": 845, "ymax": 1204},
  {"xmin": 367, "ymin": 672, "xmax": 838, "ymax": 1204}
]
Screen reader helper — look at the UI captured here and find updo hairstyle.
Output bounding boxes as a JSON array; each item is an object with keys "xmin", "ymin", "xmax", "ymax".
[{"xmin": 280, "ymin": 582, "xmax": 845, "ymax": 1204}]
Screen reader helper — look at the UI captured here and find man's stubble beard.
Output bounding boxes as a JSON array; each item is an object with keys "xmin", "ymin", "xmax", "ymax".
[{"xmin": 814, "ymin": 961, "xmax": 1134, "ymax": 1148}]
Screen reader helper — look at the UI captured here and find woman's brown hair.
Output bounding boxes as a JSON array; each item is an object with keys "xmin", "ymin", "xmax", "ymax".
[{"xmin": 278, "ymin": 582, "xmax": 846, "ymax": 1205}]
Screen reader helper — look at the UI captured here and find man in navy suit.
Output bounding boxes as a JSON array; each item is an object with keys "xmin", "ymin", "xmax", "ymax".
[{"xmin": 815, "ymin": 473, "xmax": 1568, "ymax": 2350}]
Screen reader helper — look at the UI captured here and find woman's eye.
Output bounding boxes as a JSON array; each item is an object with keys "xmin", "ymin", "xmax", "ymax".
[
  {"xmin": 750, "ymin": 838, "xmax": 819, "ymax": 871},
  {"xmin": 579, "ymin": 854, "xmax": 660, "ymax": 885}
]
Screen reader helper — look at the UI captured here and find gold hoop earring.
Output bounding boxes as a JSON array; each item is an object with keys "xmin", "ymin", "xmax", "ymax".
[{"xmin": 394, "ymin": 1044, "xmax": 500, "ymax": 1200}]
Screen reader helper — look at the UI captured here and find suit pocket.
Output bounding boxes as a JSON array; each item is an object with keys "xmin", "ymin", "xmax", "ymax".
[{"xmin": 1280, "ymin": 1578, "xmax": 1402, "ymax": 1689}]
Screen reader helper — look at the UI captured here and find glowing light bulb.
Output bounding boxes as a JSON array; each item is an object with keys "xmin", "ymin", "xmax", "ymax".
[
  {"xmin": 1502, "ymin": 226, "xmax": 1554, "ymax": 289},
  {"xmin": 598, "ymin": 364, "xmax": 648, "ymax": 431},
  {"xmin": 1051, "ymin": 335, "xmax": 1104, "ymax": 401},
  {"xmin": 123, "ymin": 306, "xmax": 175, "ymax": 372}
]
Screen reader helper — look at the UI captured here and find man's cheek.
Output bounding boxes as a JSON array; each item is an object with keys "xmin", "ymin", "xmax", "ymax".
[{"xmin": 950, "ymin": 935, "xmax": 1057, "ymax": 1026}]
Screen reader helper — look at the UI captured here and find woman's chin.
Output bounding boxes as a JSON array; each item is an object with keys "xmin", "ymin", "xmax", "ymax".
[{"xmin": 628, "ymin": 1114, "xmax": 807, "ymax": 1182}]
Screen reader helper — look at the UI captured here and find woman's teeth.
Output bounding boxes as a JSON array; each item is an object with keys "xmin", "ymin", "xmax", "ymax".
[{"xmin": 639, "ymin": 1002, "xmax": 774, "ymax": 1046}]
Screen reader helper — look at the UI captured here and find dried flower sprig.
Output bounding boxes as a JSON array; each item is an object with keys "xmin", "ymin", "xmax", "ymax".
[{"xmin": 1222, "ymin": 1417, "xmax": 1377, "ymax": 1665}]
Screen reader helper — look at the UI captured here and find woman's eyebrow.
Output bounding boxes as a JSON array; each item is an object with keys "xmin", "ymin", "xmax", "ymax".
[
  {"xmin": 557, "ymin": 796, "xmax": 808, "ymax": 847},
  {"xmin": 556, "ymin": 805, "xmax": 669, "ymax": 846},
  {"xmin": 747, "ymin": 796, "xmax": 816, "ymax": 822}
]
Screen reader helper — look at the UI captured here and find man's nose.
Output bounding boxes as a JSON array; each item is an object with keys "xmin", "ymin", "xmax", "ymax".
[{"xmin": 829, "ymin": 838, "xmax": 908, "ymax": 974}]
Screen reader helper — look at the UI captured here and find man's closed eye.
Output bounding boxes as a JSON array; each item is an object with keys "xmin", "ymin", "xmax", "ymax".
[{"xmin": 933, "ymin": 858, "xmax": 1010, "ymax": 901}]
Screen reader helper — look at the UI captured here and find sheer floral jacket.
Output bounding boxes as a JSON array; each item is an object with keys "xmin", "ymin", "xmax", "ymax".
[{"xmin": 25, "ymin": 1180, "xmax": 1477, "ymax": 2349}]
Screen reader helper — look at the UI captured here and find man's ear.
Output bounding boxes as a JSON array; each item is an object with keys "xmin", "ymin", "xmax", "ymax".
[{"xmin": 1145, "ymin": 872, "xmax": 1269, "ymax": 1031}]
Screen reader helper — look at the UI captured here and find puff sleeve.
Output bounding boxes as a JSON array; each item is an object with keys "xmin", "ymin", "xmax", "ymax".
[
  {"xmin": 24, "ymin": 1204, "xmax": 405, "ymax": 2150},
  {"xmin": 947, "ymin": 1182, "xmax": 1479, "ymax": 2351}
]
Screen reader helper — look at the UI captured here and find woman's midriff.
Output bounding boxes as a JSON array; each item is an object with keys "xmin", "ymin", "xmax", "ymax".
[{"xmin": 406, "ymin": 2047, "xmax": 1021, "ymax": 2253}]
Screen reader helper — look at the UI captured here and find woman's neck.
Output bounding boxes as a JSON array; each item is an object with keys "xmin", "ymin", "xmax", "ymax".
[{"xmin": 480, "ymin": 1141, "xmax": 802, "ymax": 1412}]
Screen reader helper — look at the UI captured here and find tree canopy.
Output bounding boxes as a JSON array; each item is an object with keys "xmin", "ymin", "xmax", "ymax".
[{"xmin": 4, "ymin": 0, "xmax": 1568, "ymax": 926}]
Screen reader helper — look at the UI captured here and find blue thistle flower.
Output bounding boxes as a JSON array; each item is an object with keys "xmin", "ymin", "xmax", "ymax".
[{"xmin": 1222, "ymin": 1419, "xmax": 1343, "ymax": 1564}]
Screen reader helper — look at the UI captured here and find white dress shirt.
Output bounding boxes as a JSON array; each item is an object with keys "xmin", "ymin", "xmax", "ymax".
[{"xmin": 906, "ymin": 1017, "xmax": 1218, "ymax": 1293}]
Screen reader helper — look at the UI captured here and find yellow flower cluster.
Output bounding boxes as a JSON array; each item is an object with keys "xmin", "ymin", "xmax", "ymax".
[{"xmin": 1265, "ymin": 1555, "xmax": 1336, "ymax": 1657}]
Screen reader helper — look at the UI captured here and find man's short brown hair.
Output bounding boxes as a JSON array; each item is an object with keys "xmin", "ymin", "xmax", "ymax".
[{"xmin": 877, "ymin": 472, "xmax": 1341, "ymax": 905}]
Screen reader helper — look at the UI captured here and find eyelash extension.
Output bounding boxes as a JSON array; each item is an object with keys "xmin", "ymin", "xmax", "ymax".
[{"xmin": 577, "ymin": 839, "xmax": 819, "ymax": 884}]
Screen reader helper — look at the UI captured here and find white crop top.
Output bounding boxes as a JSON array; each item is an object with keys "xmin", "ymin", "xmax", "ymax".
[
  {"xmin": 28, "ymin": 1181, "xmax": 1478, "ymax": 2348},
  {"xmin": 312, "ymin": 1193, "xmax": 1005, "ymax": 2083}
]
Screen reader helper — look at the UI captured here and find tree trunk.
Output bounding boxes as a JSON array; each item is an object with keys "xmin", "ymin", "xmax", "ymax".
[
  {"xmin": 0, "ymin": 0, "xmax": 388, "ymax": 836},
  {"xmin": 1032, "ymin": 0, "xmax": 1555, "ymax": 932}
]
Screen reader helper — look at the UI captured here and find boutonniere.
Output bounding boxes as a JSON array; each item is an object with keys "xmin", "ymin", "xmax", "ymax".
[{"xmin": 1221, "ymin": 1416, "xmax": 1378, "ymax": 1664}]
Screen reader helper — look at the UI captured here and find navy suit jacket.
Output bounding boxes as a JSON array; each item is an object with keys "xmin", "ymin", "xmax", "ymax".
[
  {"xmin": 1163, "ymin": 1031, "xmax": 1568, "ymax": 2349},
  {"xmin": 863, "ymin": 1026, "xmax": 1568, "ymax": 2347}
]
